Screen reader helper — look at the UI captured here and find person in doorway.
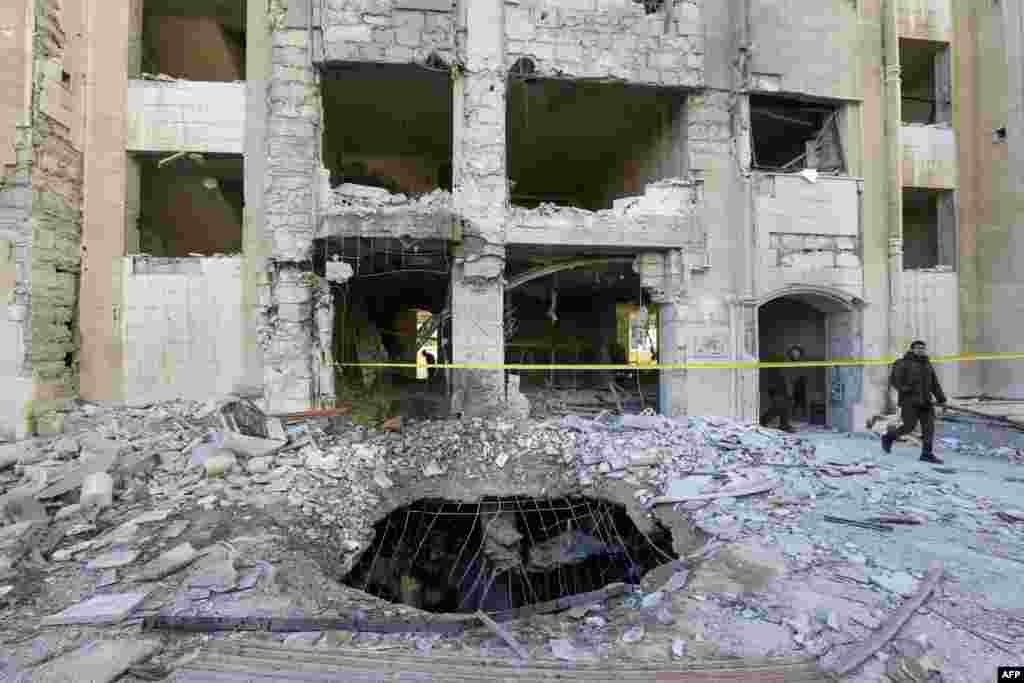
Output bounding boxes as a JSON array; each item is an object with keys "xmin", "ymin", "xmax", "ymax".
[
  {"xmin": 881, "ymin": 340, "xmax": 947, "ymax": 464},
  {"xmin": 422, "ymin": 350, "xmax": 437, "ymax": 384},
  {"xmin": 760, "ymin": 351, "xmax": 797, "ymax": 433},
  {"xmin": 787, "ymin": 345, "xmax": 809, "ymax": 420}
]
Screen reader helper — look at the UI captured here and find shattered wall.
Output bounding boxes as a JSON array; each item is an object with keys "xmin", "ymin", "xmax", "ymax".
[
  {"xmin": 748, "ymin": 0, "xmax": 860, "ymax": 100},
  {"xmin": 505, "ymin": 0, "xmax": 704, "ymax": 86},
  {"xmin": 321, "ymin": 0, "xmax": 456, "ymax": 64},
  {"xmin": 755, "ymin": 174, "xmax": 864, "ymax": 297},
  {"xmin": 0, "ymin": 0, "xmax": 85, "ymax": 439},
  {"xmin": 121, "ymin": 256, "xmax": 247, "ymax": 403}
]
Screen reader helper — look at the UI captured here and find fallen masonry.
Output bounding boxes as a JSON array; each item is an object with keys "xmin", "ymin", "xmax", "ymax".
[{"xmin": 0, "ymin": 399, "xmax": 1022, "ymax": 682}]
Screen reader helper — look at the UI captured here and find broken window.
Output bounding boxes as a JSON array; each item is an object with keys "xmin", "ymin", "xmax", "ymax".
[
  {"xmin": 750, "ymin": 95, "xmax": 846, "ymax": 174},
  {"xmin": 902, "ymin": 188, "xmax": 957, "ymax": 270},
  {"xmin": 322, "ymin": 63, "xmax": 453, "ymax": 196},
  {"xmin": 507, "ymin": 78, "xmax": 686, "ymax": 211},
  {"xmin": 141, "ymin": 0, "xmax": 246, "ymax": 81},
  {"xmin": 316, "ymin": 236, "xmax": 452, "ymax": 412},
  {"xmin": 504, "ymin": 247, "xmax": 658, "ymax": 412},
  {"xmin": 343, "ymin": 496, "xmax": 676, "ymax": 614},
  {"xmin": 129, "ymin": 153, "xmax": 244, "ymax": 256},
  {"xmin": 899, "ymin": 39, "xmax": 952, "ymax": 125}
]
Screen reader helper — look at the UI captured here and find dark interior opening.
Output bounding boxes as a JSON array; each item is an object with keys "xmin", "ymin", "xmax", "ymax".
[
  {"xmin": 142, "ymin": 0, "xmax": 247, "ymax": 81},
  {"xmin": 899, "ymin": 38, "xmax": 952, "ymax": 125},
  {"xmin": 504, "ymin": 246, "xmax": 658, "ymax": 410},
  {"xmin": 343, "ymin": 496, "xmax": 676, "ymax": 614},
  {"xmin": 322, "ymin": 63, "xmax": 453, "ymax": 194},
  {"xmin": 507, "ymin": 78, "xmax": 686, "ymax": 211},
  {"xmin": 903, "ymin": 187, "xmax": 957, "ymax": 270},
  {"xmin": 750, "ymin": 94, "xmax": 845, "ymax": 173},
  {"xmin": 316, "ymin": 236, "xmax": 452, "ymax": 417},
  {"xmin": 134, "ymin": 153, "xmax": 244, "ymax": 256}
]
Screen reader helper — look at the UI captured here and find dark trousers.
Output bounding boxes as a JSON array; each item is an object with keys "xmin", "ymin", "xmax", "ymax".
[
  {"xmin": 761, "ymin": 391, "xmax": 792, "ymax": 428},
  {"xmin": 886, "ymin": 403, "xmax": 936, "ymax": 455}
]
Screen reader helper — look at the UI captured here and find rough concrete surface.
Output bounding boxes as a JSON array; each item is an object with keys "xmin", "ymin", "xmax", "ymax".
[{"xmin": 0, "ymin": 399, "xmax": 1021, "ymax": 683}]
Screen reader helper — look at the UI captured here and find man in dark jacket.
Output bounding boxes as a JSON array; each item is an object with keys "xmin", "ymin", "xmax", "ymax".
[
  {"xmin": 760, "ymin": 346, "xmax": 802, "ymax": 433},
  {"xmin": 881, "ymin": 340, "xmax": 947, "ymax": 463}
]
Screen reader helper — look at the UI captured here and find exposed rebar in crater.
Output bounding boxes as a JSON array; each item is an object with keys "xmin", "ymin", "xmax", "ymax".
[{"xmin": 343, "ymin": 495, "xmax": 677, "ymax": 614}]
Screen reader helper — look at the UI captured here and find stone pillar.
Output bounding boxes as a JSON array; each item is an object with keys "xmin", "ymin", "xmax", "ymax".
[
  {"xmin": 450, "ymin": 0, "xmax": 513, "ymax": 416},
  {"xmin": 260, "ymin": 266, "xmax": 315, "ymax": 414},
  {"xmin": 657, "ymin": 298, "xmax": 687, "ymax": 418},
  {"xmin": 260, "ymin": 9, "xmax": 321, "ymax": 411},
  {"xmin": 450, "ymin": 249, "xmax": 507, "ymax": 417},
  {"xmin": 313, "ymin": 279, "xmax": 336, "ymax": 406}
]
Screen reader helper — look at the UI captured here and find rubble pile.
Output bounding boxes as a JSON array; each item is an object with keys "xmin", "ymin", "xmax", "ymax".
[
  {"xmin": 559, "ymin": 413, "xmax": 815, "ymax": 502},
  {"xmin": 326, "ymin": 184, "xmax": 454, "ymax": 214}
]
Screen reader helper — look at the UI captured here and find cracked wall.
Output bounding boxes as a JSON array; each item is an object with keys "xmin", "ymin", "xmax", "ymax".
[
  {"xmin": 0, "ymin": 0, "xmax": 85, "ymax": 439},
  {"xmin": 505, "ymin": 0, "xmax": 703, "ymax": 86},
  {"xmin": 322, "ymin": 0, "xmax": 456, "ymax": 65}
]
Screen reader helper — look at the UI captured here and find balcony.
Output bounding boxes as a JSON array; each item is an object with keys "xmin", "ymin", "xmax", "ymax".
[
  {"xmin": 897, "ymin": 0, "xmax": 952, "ymax": 43},
  {"xmin": 126, "ymin": 80, "xmax": 245, "ymax": 155},
  {"xmin": 901, "ymin": 124, "xmax": 957, "ymax": 189}
]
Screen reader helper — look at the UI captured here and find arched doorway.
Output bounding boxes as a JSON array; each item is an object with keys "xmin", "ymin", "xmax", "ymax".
[{"xmin": 757, "ymin": 287, "xmax": 863, "ymax": 432}]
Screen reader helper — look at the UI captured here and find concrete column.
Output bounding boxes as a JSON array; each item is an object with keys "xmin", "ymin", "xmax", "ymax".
[
  {"xmin": 259, "ymin": 11, "xmax": 321, "ymax": 411},
  {"xmin": 450, "ymin": 0, "xmax": 511, "ymax": 416},
  {"xmin": 883, "ymin": 0, "xmax": 905, "ymax": 364},
  {"xmin": 262, "ymin": 266, "xmax": 315, "ymax": 414},
  {"xmin": 241, "ymin": 0, "xmax": 274, "ymax": 397},
  {"xmin": 657, "ymin": 299, "xmax": 687, "ymax": 418}
]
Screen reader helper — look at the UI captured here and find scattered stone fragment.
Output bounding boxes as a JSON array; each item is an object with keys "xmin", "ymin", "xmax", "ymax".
[
  {"xmin": 54, "ymin": 504, "xmax": 81, "ymax": 521},
  {"xmin": 671, "ymin": 638, "xmax": 688, "ymax": 658},
  {"xmin": 246, "ymin": 457, "xmax": 273, "ymax": 474},
  {"xmin": 204, "ymin": 451, "xmax": 237, "ymax": 478},
  {"xmin": 96, "ymin": 570, "xmax": 119, "ymax": 588},
  {"xmin": 164, "ymin": 520, "xmax": 189, "ymax": 539},
  {"xmin": 870, "ymin": 571, "xmax": 919, "ymax": 597},
  {"xmin": 373, "ymin": 470, "xmax": 393, "ymax": 490},
  {"xmin": 422, "ymin": 460, "xmax": 444, "ymax": 477},
  {"xmin": 621, "ymin": 625, "xmax": 645, "ymax": 643},
  {"xmin": 87, "ymin": 549, "xmax": 139, "ymax": 570},
  {"xmin": 640, "ymin": 591, "xmax": 664, "ymax": 609},
  {"xmin": 41, "ymin": 592, "xmax": 149, "ymax": 626},
  {"xmin": 688, "ymin": 542, "xmax": 786, "ymax": 594},
  {"xmin": 136, "ymin": 543, "xmax": 198, "ymax": 581},
  {"xmin": 29, "ymin": 638, "xmax": 161, "ymax": 683},
  {"xmin": 550, "ymin": 638, "xmax": 586, "ymax": 662},
  {"xmin": 80, "ymin": 472, "xmax": 114, "ymax": 514}
]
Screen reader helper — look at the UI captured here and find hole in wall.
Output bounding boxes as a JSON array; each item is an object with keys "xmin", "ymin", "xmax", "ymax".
[{"xmin": 343, "ymin": 495, "xmax": 676, "ymax": 614}]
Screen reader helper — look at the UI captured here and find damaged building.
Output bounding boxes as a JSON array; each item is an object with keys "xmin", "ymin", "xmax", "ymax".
[{"xmin": 1, "ymin": 0, "xmax": 1023, "ymax": 439}]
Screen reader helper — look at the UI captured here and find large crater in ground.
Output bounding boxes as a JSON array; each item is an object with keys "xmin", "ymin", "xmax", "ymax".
[{"xmin": 342, "ymin": 495, "xmax": 677, "ymax": 614}]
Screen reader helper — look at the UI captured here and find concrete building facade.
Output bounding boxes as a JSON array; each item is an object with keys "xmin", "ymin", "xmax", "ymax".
[{"xmin": 0, "ymin": 0, "xmax": 1020, "ymax": 439}]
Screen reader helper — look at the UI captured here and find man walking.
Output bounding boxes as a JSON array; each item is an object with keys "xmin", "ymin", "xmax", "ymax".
[{"xmin": 881, "ymin": 340, "xmax": 947, "ymax": 464}]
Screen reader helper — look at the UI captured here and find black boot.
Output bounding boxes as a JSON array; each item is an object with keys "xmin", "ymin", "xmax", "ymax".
[
  {"xmin": 919, "ymin": 453, "xmax": 944, "ymax": 464},
  {"xmin": 881, "ymin": 433, "xmax": 893, "ymax": 454}
]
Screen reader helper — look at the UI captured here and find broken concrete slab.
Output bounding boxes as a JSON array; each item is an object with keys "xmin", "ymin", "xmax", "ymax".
[
  {"xmin": 688, "ymin": 541, "xmax": 786, "ymax": 595},
  {"xmin": 1, "ymin": 489, "xmax": 48, "ymax": 523},
  {"xmin": 29, "ymin": 638, "xmax": 161, "ymax": 683},
  {"xmin": 41, "ymin": 591, "xmax": 149, "ymax": 626},
  {"xmin": 35, "ymin": 450, "xmax": 118, "ymax": 500},
  {"xmin": 135, "ymin": 543, "xmax": 198, "ymax": 582},
  {"xmin": 869, "ymin": 571, "xmax": 919, "ymax": 597},
  {"xmin": 666, "ymin": 475, "xmax": 713, "ymax": 499},
  {"xmin": 0, "ymin": 442, "xmax": 34, "ymax": 471},
  {"xmin": 86, "ymin": 549, "xmax": 139, "ymax": 571}
]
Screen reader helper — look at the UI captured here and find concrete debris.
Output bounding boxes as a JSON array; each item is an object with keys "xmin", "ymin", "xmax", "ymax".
[
  {"xmin": 135, "ymin": 542, "xmax": 198, "ymax": 582},
  {"xmin": 80, "ymin": 472, "xmax": 114, "ymax": 514},
  {"xmin": 41, "ymin": 592, "xmax": 149, "ymax": 626},
  {"xmin": 0, "ymin": 397, "xmax": 1019, "ymax": 681},
  {"xmin": 204, "ymin": 451, "xmax": 237, "ymax": 478},
  {"xmin": 29, "ymin": 638, "xmax": 162, "ymax": 683}
]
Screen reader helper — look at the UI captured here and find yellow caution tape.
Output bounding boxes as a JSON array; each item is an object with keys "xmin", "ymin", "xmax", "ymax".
[{"xmin": 332, "ymin": 352, "xmax": 1024, "ymax": 371}]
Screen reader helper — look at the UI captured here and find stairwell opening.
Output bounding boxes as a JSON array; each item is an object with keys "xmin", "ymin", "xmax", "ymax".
[{"xmin": 343, "ymin": 495, "xmax": 677, "ymax": 614}]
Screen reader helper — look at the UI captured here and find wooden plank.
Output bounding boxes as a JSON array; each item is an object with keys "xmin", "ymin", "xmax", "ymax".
[{"xmin": 824, "ymin": 561, "xmax": 943, "ymax": 677}]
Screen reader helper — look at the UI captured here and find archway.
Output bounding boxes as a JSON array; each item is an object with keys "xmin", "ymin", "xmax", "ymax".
[{"xmin": 757, "ymin": 287, "xmax": 863, "ymax": 432}]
